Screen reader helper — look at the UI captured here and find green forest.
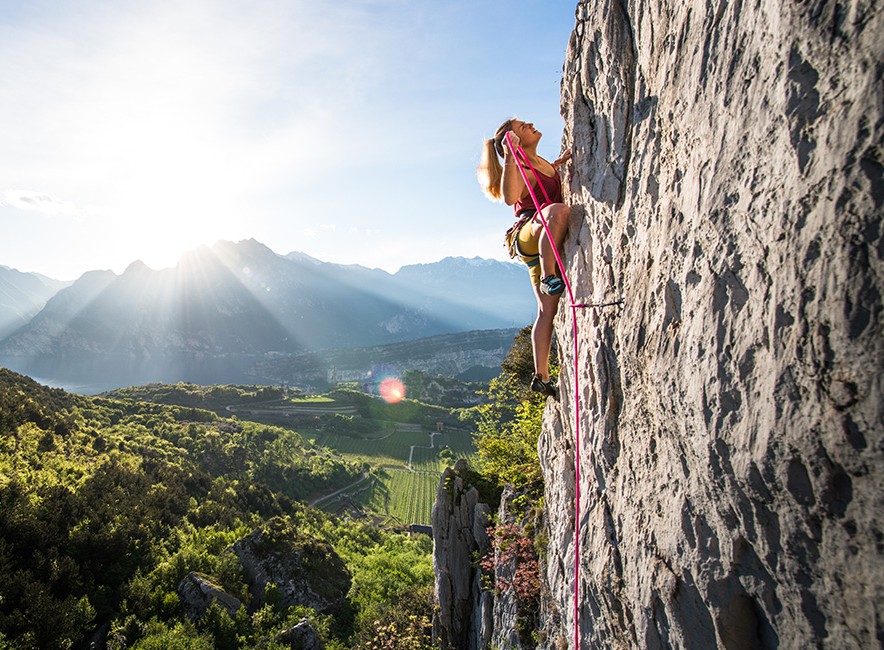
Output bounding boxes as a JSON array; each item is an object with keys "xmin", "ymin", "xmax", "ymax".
[
  {"xmin": 0, "ymin": 369, "xmax": 436, "ymax": 649},
  {"xmin": 0, "ymin": 327, "xmax": 546, "ymax": 649}
]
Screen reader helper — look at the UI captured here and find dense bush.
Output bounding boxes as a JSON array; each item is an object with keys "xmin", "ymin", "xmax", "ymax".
[{"xmin": 473, "ymin": 326, "xmax": 549, "ymax": 491}]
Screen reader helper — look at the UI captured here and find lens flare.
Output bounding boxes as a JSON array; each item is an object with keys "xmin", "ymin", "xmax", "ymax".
[{"xmin": 378, "ymin": 377, "xmax": 406, "ymax": 404}]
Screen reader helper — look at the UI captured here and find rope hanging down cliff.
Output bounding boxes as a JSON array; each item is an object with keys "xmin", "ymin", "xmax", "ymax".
[{"xmin": 504, "ymin": 132, "xmax": 623, "ymax": 649}]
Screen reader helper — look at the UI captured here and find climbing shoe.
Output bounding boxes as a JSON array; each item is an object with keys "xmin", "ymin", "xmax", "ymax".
[
  {"xmin": 531, "ymin": 374, "xmax": 558, "ymax": 400},
  {"xmin": 540, "ymin": 275, "xmax": 565, "ymax": 296}
]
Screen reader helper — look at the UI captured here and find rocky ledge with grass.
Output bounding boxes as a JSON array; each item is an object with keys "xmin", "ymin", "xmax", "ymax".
[{"xmin": 230, "ymin": 517, "xmax": 351, "ymax": 615}]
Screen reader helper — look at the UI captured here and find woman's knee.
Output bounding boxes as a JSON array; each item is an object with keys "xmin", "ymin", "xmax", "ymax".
[
  {"xmin": 542, "ymin": 203, "xmax": 570, "ymax": 235},
  {"xmin": 542, "ymin": 202, "xmax": 569, "ymax": 219},
  {"xmin": 536, "ymin": 294, "xmax": 560, "ymax": 318}
]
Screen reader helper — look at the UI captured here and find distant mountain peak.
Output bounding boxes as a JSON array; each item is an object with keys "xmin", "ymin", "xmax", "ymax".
[
  {"xmin": 285, "ymin": 250, "xmax": 323, "ymax": 265},
  {"xmin": 79, "ymin": 269, "xmax": 117, "ymax": 282},
  {"xmin": 215, "ymin": 238, "xmax": 276, "ymax": 256},
  {"xmin": 0, "ymin": 266, "xmax": 72, "ymax": 339},
  {"xmin": 123, "ymin": 260, "xmax": 153, "ymax": 275}
]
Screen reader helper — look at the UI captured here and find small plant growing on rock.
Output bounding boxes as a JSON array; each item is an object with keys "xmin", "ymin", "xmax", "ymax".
[{"xmin": 480, "ymin": 523, "xmax": 541, "ymax": 604}]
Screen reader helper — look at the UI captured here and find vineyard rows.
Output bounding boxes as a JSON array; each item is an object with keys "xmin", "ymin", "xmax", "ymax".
[
  {"xmin": 311, "ymin": 426, "xmax": 476, "ymax": 525},
  {"xmin": 360, "ymin": 470, "xmax": 440, "ymax": 525}
]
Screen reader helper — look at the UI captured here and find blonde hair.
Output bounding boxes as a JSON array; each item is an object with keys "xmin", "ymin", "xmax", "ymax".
[{"xmin": 477, "ymin": 118, "xmax": 515, "ymax": 201}]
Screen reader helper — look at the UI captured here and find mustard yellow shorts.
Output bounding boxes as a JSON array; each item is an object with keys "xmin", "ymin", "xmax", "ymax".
[{"xmin": 516, "ymin": 216, "xmax": 542, "ymax": 286}]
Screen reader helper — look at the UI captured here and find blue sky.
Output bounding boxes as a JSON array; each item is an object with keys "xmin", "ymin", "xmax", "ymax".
[{"xmin": 0, "ymin": 0, "xmax": 575, "ymax": 280}]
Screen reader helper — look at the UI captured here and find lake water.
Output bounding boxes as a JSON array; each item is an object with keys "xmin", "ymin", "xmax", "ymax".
[{"xmin": 0, "ymin": 355, "xmax": 267, "ymax": 395}]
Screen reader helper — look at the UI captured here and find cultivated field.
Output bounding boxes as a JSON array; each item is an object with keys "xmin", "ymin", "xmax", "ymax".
[
  {"xmin": 310, "ymin": 424, "xmax": 476, "ymax": 525},
  {"xmin": 360, "ymin": 470, "xmax": 440, "ymax": 525}
]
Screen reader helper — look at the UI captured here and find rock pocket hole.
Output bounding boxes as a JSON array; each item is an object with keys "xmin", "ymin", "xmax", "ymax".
[{"xmin": 716, "ymin": 593, "xmax": 777, "ymax": 649}]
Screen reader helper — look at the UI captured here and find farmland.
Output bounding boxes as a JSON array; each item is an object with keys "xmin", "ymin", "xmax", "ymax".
[
  {"xmin": 362, "ymin": 469, "xmax": 440, "ymax": 525},
  {"xmin": 309, "ymin": 423, "xmax": 476, "ymax": 525},
  {"xmin": 310, "ymin": 425, "xmax": 474, "ymax": 471},
  {"xmin": 105, "ymin": 383, "xmax": 480, "ymax": 527}
]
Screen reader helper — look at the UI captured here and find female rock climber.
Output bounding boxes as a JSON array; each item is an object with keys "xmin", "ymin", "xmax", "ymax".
[{"xmin": 477, "ymin": 118, "xmax": 571, "ymax": 399}]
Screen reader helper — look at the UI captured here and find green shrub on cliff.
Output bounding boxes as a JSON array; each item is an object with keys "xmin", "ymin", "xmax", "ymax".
[{"xmin": 473, "ymin": 327, "xmax": 549, "ymax": 491}]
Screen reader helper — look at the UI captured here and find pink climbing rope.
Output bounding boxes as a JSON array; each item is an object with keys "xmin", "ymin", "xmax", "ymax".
[{"xmin": 504, "ymin": 132, "xmax": 582, "ymax": 649}]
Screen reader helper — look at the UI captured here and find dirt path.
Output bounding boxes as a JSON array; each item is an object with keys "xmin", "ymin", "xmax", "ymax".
[
  {"xmin": 407, "ymin": 431, "xmax": 440, "ymax": 472},
  {"xmin": 310, "ymin": 471, "xmax": 371, "ymax": 508}
]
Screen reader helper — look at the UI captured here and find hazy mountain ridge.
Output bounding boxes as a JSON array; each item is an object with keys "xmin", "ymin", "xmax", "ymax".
[
  {"xmin": 249, "ymin": 327, "xmax": 521, "ymax": 389},
  {"xmin": 0, "ymin": 241, "xmax": 533, "ymax": 391},
  {"xmin": 0, "ymin": 240, "xmax": 533, "ymax": 359},
  {"xmin": 0, "ymin": 265, "xmax": 71, "ymax": 340}
]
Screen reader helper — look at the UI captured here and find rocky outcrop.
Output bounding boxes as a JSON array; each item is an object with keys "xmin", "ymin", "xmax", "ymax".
[
  {"xmin": 177, "ymin": 572, "xmax": 242, "ymax": 620},
  {"xmin": 432, "ymin": 459, "xmax": 493, "ymax": 649},
  {"xmin": 539, "ymin": 1, "xmax": 882, "ymax": 649},
  {"xmin": 433, "ymin": 461, "xmax": 551, "ymax": 649},
  {"xmin": 231, "ymin": 518, "xmax": 351, "ymax": 615},
  {"xmin": 276, "ymin": 617, "xmax": 324, "ymax": 650}
]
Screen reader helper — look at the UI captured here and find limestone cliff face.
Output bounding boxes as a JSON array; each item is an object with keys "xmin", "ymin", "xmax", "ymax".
[
  {"xmin": 432, "ymin": 461, "xmax": 493, "ymax": 650},
  {"xmin": 539, "ymin": 1, "xmax": 882, "ymax": 648}
]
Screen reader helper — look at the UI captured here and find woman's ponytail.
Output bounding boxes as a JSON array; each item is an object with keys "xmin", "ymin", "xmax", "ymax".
[
  {"xmin": 477, "ymin": 118, "xmax": 515, "ymax": 201},
  {"xmin": 478, "ymin": 138, "xmax": 504, "ymax": 201}
]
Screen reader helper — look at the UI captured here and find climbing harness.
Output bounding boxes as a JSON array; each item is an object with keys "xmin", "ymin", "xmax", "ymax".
[
  {"xmin": 504, "ymin": 133, "xmax": 623, "ymax": 649},
  {"xmin": 504, "ymin": 208, "xmax": 540, "ymax": 263}
]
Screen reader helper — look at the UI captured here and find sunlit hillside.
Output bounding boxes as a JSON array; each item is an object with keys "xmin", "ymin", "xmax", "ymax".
[
  {"xmin": 0, "ymin": 369, "xmax": 442, "ymax": 648},
  {"xmin": 104, "ymin": 381, "xmax": 479, "ymax": 527}
]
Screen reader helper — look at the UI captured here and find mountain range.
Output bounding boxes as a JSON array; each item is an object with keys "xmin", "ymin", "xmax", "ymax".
[
  {"xmin": 0, "ymin": 265, "xmax": 70, "ymax": 340},
  {"xmin": 0, "ymin": 240, "xmax": 533, "ymax": 391}
]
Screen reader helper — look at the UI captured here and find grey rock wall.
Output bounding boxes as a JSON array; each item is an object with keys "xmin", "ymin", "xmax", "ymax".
[
  {"xmin": 432, "ymin": 460, "xmax": 494, "ymax": 650},
  {"xmin": 540, "ymin": 1, "xmax": 882, "ymax": 648}
]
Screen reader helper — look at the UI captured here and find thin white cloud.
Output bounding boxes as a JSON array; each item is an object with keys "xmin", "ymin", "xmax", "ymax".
[{"xmin": 2, "ymin": 189, "xmax": 94, "ymax": 218}]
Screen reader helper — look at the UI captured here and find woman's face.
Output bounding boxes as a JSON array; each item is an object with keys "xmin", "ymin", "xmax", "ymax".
[{"xmin": 512, "ymin": 119, "xmax": 542, "ymax": 145}]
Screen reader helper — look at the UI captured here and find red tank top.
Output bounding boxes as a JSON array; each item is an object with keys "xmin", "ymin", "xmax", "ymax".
[{"xmin": 514, "ymin": 165, "xmax": 562, "ymax": 214}]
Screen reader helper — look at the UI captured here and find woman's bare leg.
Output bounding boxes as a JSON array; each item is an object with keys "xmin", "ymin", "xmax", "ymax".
[
  {"xmin": 532, "ymin": 287, "xmax": 561, "ymax": 381},
  {"xmin": 525, "ymin": 202, "xmax": 569, "ymax": 380}
]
